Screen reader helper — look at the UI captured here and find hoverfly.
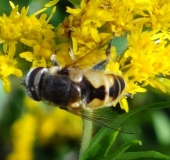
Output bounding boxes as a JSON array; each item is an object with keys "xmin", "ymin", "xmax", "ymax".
[{"xmin": 24, "ymin": 35, "xmax": 137, "ymax": 133}]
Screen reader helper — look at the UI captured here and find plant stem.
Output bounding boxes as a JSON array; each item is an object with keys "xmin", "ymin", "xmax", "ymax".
[{"xmin": 79, "ymin": 118, "xmax": 93, "ymax": 159}]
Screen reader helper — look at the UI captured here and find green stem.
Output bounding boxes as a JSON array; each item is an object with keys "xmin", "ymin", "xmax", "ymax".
[{"xmin": 79, "ymin": 118, "xmax": 93, "ymax": 159}]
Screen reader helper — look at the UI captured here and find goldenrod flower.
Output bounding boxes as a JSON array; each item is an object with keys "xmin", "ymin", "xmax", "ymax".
[
  {"xmin": 0, "ymin": 1, "xmax": 58, "ymax": 92},
  {"xmin": 0, "ymin": 54, "xmax": 22, "ymax": 92},
  {"xmin": 20, "ymin": 40, "xmax": 55, "ymax": 67},
  {"xmin": 120, "ymin": 29, "xmax": 170, "ymax": 94}
]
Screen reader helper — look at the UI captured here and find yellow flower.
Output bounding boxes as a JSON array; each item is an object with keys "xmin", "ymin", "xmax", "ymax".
[
  {"xmin": 0, "ymin": 54, "xmax": 22, "ymax": 92},
  {"xmin": 45, "ymin": 0, "xmax": 60, "ymax": 8},
  {"xmin": 119, "ymin": 98, "xmax": 129, "ymax": 112},
  {"xmin": 19, "ymin": 8, "xmax": 56, "ymax": 67},
  {"xmin": 145, "ymin": 0, "xmax": 170, "ymax": 31},
  {"xmin": 20, "ymin": 40, "xmax": 55, "ymax": 68},
  {"xmin": 7, "ymin": 113, "xmax": 37, "ymax": 160},
  {"xmin": 154, "ymin": 78, "xmax": 170, "ymax": 94},
  {"xmin": 117, "ymin": 28, "xmax": 170, "ymax": 95},
  {"xmin": 0, "ymin": 1, "xmax": 59, "ymax": 92}
]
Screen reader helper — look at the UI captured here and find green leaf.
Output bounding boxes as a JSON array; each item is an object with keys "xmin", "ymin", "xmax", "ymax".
[
  {"xmin": 112, "ymin": 35, "xmax": 127, "ymax": 56},
  {"xmin": 144, "ymin": 100, "xmax": 170, "ymax": 110},
  {"xmin": 103, "ymin": 100, "xmax": 170, "ymax": 134},
  {"xmin": 151, "ymin": 110, "xmax": 170, "ymax": 144},
  {"xmin": 103, "ymin": 140, "xmax": 141, "ymax": 160},
  {"xmin": 115, "ymin": 151, "xmax": 169, "ymax": 160},
  {"xmin": 115, "ymin": 100, "xmax": 170, "ymax": 124}
]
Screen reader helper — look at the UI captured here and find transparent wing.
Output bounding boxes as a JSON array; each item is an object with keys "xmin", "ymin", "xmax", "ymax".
[
  {"xmin": 64, "ymin": 39, "xmax": 111, "ymax": 70},
  {"xmin": 74, "ymin": 107, "xmax": 141, "ymax": 134}
]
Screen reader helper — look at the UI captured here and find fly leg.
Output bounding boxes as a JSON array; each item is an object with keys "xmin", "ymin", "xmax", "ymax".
[
  {"xmin": 51, "ymin": 30, "xmax": 75, "ymax": 67},
  {"xmin": 92, "ymin": 39, "xmax": 112, "ymax": 70},
  {"xmin": 50, "ymin": 54, "xmax": 61, "ymax": 67},
  {"xmin": 68, "ymin": 30, "xmax": 75, "ymax": 61}
]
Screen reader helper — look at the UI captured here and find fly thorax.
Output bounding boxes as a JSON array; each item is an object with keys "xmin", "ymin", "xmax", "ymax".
[{"xmin": 40, "ymin": 72, "xmax": 71, "ymax": 108}]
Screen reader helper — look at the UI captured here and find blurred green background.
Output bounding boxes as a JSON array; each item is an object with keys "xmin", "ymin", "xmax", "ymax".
[{"xmin": 0, "ymin": 0, "xmax": 170, "ymax": 160}]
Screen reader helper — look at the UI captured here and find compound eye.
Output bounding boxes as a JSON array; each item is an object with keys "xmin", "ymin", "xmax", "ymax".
[{"xmin": 25, "ymin": 67, "xmax": 44, "ymax": 101}]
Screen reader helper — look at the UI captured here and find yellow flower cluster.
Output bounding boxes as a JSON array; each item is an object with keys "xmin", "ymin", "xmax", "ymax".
[
  {"xmin": 0, "ymin": 0, "xmax": 59, "ymax": 92},
  {"xmin": 0, "ymin": 0, "xmax": 170, "ymax": 106},
  {"xmin": 120, "ymin": 29, "xmax": 170, "ymax": 94}
]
